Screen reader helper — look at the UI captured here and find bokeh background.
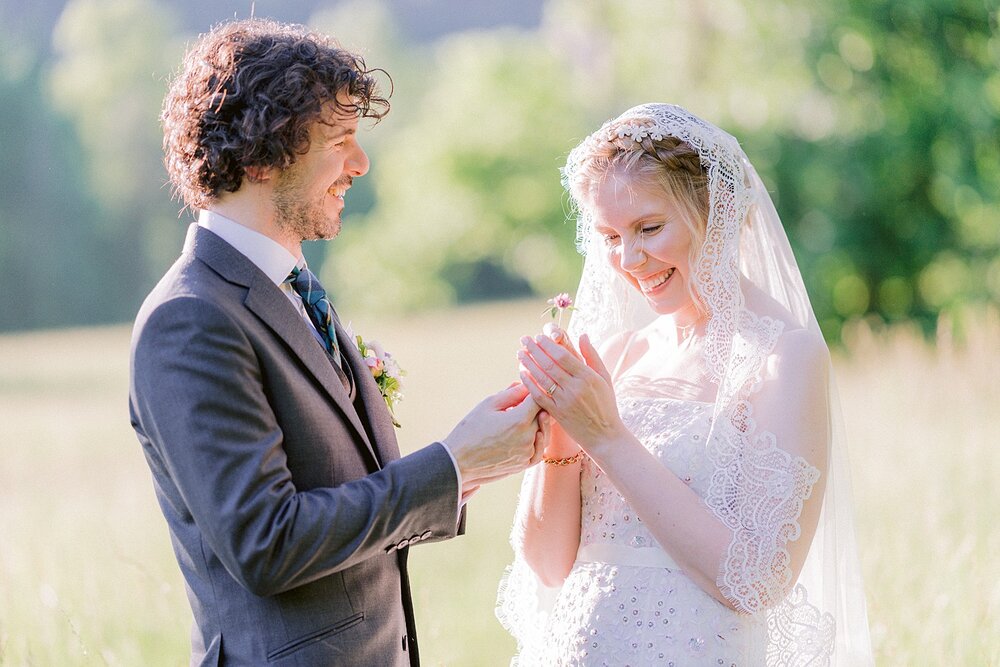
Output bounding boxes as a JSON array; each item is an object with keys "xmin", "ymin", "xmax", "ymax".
[{"xmin": 0, "ymin": 0, "xmax": 997, "ymax": 664}]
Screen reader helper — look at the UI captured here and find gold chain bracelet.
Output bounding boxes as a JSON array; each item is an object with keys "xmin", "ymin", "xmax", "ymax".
[{"xmin": 543, "ymin": 451, "xmax": 585, "ymax": 466}]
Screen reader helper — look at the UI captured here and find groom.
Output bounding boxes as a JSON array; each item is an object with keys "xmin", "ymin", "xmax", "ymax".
[{"xmin": 129, "ymin": 18, "xmax": 544, "ymax": 666}]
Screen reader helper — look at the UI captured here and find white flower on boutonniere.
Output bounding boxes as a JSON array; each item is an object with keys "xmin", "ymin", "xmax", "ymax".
[{"xmin": 345, "ymin": 323, "xmax": 405, "ymax": 428}]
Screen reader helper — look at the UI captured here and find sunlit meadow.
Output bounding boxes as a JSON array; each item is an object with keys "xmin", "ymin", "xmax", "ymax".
[{"xmin": 0, "ymin": 301, "xmax": 996, "ymax": 665}]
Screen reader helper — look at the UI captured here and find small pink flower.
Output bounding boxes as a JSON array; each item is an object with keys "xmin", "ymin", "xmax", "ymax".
[
  {"xmin": 548, "ymin": 293, "xmax": 573, "ymax": 309},
  {"xmin": 542, "ymin": 292, "xmax": 577, "ymax": 328},
  {"xmin": 364, "ymin": 355, "xmax": 384, "ymax": 378},
  {"xmin": 352, "ymin": 332, "xmax": 405, "ymax": 427}
]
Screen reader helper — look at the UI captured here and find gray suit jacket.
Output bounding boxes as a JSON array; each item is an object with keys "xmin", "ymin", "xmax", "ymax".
[{"xmin": 129, "ymin": 225, "xmax": 462, "ymax": 666}]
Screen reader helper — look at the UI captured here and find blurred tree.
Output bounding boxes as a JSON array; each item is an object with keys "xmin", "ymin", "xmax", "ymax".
[
  {"xmin": 324, "ymin": 13, "xmax": 591, "ymax": 313},
  {"xmin": 772, "ymin": 0, "xmax": 1000, "ymax": 339},
  {"xmin": 323, "ymin": 0, "xmax": 823, "ymax": 316},
  {"xmin": 0, "ymin": 27, "xmax": 116, "ymax": 329},
  {"xmin": 540, "ymin": 0, "xmax": 818, "ymax": 134},
  {"xmin": 325, "ymin": 0, "xmax": 999, "ymax": 343},
  {"xmin": 48, "ymin": 0, "xmax": 187, "ymax": 315},
  {"xmin": 3, "ymin": 0, "xmax": 995, "ymax": 338}
]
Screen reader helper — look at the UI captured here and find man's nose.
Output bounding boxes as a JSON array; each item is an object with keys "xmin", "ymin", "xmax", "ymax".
[{"xmin": 348, "ymin": 144, "xmax": 370, "ymax": 177}]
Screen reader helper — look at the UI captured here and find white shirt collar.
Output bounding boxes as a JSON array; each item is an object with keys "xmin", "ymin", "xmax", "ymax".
[{"xmin": 198, "ymin": 210, "xmax": 301, "ymax": 286}]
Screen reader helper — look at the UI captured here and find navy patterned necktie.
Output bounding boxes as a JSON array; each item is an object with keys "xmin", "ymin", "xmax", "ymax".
[{"xmin": 285, "ymin": 266, "xmax": 342, "ymax": 366}]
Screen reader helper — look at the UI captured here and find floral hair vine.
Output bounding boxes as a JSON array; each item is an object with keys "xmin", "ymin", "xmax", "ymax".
[
  {"xmin": 608, "ymin": 122, "xmax": 665, "ymax": 143},
  {"xmin": 345, "ymin": 323, "xmax": 405, "ymax": 428}
]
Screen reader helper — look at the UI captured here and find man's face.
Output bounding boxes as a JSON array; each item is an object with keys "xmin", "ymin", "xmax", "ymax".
[{"xmin": 271, "ymin": 100, "xmax": 369, "ymax": 242}]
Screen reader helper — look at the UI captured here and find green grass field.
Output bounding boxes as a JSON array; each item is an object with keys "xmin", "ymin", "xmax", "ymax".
[{"xmin": 1, "ymin": 300, "xmax": 997, "ymax": 666}]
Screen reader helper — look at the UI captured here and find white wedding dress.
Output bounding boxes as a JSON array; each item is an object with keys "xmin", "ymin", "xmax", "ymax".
[
  {"xmin": 499, "ymin": 104, "xmax": 873, "ymax": 666},
  {"xmin": 497, "ymin": 379, "xmax": 765, "ymax": 666}
]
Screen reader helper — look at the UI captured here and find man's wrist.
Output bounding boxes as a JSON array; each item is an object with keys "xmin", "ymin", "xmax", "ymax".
[
  {"xmin": 438, "ymin": 439, "xmax": 464, "ymax": 477},
  {"xmin": 436, "ymin": 441, "xmax": 465, "ymax": 520}
]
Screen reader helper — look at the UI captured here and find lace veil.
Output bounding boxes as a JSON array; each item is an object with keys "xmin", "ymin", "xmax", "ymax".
[{"xmin": 498, "ymin": 104, "xmax": 873, "ymax": 665}]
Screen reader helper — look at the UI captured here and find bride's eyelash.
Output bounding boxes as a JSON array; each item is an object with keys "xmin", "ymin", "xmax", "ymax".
[{"xmin": 601, "ymin": 221, "xmax": 664, "ymax": 247}]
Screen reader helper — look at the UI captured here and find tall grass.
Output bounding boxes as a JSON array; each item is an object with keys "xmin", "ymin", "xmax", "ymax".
[
  {"xmin": 0, "ymin": 301, "xmax": 996, "ymax": 665},
  {"xmin": 834, "ymin": 309, "xmax": 999, "ymax": 666}
]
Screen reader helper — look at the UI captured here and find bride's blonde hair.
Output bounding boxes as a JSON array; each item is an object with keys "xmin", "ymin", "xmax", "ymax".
[{"xmin": 565, "ymin": 118, "xmax": 711, "ymax": 316}]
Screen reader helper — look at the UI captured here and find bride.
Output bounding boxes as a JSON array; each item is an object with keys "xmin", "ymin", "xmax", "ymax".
[{"xmin": 496, "ymin": 104, "xmax": 873, "ymax": 665}]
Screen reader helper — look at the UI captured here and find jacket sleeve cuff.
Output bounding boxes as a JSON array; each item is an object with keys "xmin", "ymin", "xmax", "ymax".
[{"xmin": 436, "ymin": 440, "xmax": 465, "ymax": 526}]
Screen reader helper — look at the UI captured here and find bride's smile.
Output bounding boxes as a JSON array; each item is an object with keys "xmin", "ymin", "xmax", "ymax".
[
  {"xmin": 588, "ymin": 169, "xmax": 697, "ymax": 321},
  {"xmin": 636, "ymin": 267, "xmax": 676, "ymax": 294}
]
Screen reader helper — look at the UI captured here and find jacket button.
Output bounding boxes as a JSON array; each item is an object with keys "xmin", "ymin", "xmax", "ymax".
[
  {"xmin": 397, "ymin": 538, "xmax": 410, "ymax": 549},
  {"xmin": 384, "ymin": 544, "xmax": 396, "ymax": 553},
  {"xmin": 420, "ymin": 530, "xmax": 432, "ymax": 540}
]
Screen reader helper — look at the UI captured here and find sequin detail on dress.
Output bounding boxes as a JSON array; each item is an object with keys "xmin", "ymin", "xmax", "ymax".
[{"xmin": 498, "ymin": 393, "xmax": 766, "ymax": 666}]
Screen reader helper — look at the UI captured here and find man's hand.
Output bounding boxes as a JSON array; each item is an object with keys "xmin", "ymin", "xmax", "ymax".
[{"xmin": 442, "ymin": 384, "xmax": 544, "ymax": 491}]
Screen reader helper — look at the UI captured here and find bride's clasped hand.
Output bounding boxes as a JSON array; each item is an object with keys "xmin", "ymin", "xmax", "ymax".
[{"xmin": 518, "ymin": 330, "xmax": 629, "ymax": 458}]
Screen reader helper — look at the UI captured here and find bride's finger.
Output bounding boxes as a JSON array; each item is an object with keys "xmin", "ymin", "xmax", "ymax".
[
  {"xmin": 529, "ymin": 412, "xmax": 550, "ymax": 466},
  {"xmin": 517, "ymin": 346, "xmax": 570, "ymax": 389},
  {"xmin": 542, "ymin": 321, "xmax": 562, "ymax": 340},
  {"xmin": 520, "ymin": 337, "xmax": 575, "ymax": 380},
  {"xmin": 519, "ymin": 370, "xmax": 556, "ymax": 414},
  {"xmin": 531, "ymin": 335, "xmax": 588, "ymax": 376},
  {"xmin": 579, "ymin": 334, "xmax": 613, "ymax": 386},
  {"xmin": 543, "ymin": 323, "xmax": 583, "ymax": 359}
]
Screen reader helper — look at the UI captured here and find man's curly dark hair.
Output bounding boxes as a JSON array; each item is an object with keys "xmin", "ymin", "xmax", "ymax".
[{"xmin": 162, "ymin": 18, "xmax": 390, "ymax": 210}]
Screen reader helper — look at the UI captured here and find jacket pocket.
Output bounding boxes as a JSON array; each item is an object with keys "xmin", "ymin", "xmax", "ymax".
[{"xmin": 266, "ymin": 612, "xmax": 365, "ymax": 662}]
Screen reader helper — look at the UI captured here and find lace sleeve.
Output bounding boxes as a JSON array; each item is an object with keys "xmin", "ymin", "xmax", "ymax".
[
  {"xmin": 707, "ymin": 405, "xmax": 822, "ymax": 613},
  {"xmin": 707, "ymin": 396, "xmax": 838, "ymax": 666},
  {"xmin": 703, "ymin": 322, "xmax": 832, "ymax": 616}
]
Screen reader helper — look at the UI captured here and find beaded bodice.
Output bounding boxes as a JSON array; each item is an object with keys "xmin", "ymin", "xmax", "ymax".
[
  {"xmin": 506, "ymin": 388, "xmax": 763, "ymax": 665},
  {"xmin": 581, "ymin": 389, "xmax": 714, "ymax": 552}
]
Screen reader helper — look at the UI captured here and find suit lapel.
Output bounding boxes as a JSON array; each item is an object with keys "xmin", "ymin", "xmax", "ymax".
[
  {"xmin": 186, "ymin": 225, "xmax": 382, "ymax": 471},
  {"xmin": 333, "ymin": 317, "xmax": 402, "ymax": 465}
]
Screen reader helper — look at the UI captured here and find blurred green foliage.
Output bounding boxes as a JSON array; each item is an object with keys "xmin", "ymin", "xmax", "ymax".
[
  {"xmin": 0, "ymin": 0, "xmax": 186, "ymax": 331},
  {"xmin": 776, "ymin": 0, "xmax": 1000, "ymax": 339},
  {"xmin": 1, "ymin": 0, "xmax": 996, "ymax": 340}
]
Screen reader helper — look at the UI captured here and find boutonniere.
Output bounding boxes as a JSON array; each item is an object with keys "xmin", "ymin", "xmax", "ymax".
[{"xmin": 347, "ymin": 325, "xmax": 405, "ymax": 428}]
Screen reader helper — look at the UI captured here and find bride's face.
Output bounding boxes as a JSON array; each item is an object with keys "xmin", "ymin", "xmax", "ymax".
[{"xmin": 588, "ymin": 172, "xmax": 698, "ymax": 319}]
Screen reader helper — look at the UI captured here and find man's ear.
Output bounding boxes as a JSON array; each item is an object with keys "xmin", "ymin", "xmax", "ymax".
[{"xmin": 244, "ymin": 165, "xmax": 273, "ymax": 183}]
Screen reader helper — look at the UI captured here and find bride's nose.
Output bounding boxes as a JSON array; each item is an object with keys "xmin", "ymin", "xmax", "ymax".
[{"xmin": 619, "ymin": 235, "xmax": 646, "ymax": 272}]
